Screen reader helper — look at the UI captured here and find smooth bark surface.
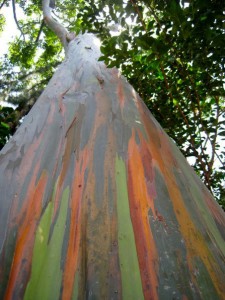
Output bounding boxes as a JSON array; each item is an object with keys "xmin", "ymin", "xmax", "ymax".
[{"xmin": 0, "ymin": 33, "xmax": 225, "ymax": 299}]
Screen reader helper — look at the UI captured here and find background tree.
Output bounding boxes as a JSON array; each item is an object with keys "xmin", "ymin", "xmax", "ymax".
[{"xmin": 0, "ymin": 0, "xmax": 225, "ymax": 299}]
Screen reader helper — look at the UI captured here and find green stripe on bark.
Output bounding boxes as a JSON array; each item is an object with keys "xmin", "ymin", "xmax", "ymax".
[
  {"xmin": 24, "ymin": 186, "xmax": 69, "ymax": 300},
  {"xmin": 72, "ymin": 271, "xmax": 79, "ymax": 300},
  {"xmin": 115, "ymin": 156, "xmax": 144, "ymax": 300}
]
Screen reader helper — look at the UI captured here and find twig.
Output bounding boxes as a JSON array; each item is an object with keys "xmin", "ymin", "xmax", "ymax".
[
  {"xmin": 159, "ymin": 58, "xmax": 212, "ymax": 189},
  {"xmin": 177, "ymin": 104, "xmax": 212, "ymax": 189},
  {"xmin": 130, "ymin": 0, "xmax": 147, "ymax": 30},
  {"xmin": 12, "ymin": 0, "xmax": 25, "ymax": 41},
  {"xmin": 0, "ymin": 0, "xmax": 7, "ymax": 10},
  {"xmin": 159, "ymin": 61, "xmax": 173, "ymax": 102},
  {"xmin": 148, "ymin": 4, "xmax": 162, "ymax": 28},
  {"xmin": 209, "ymin": 97, "xmax": 224, "ymax": 167},
  {"xmin": 35, "ymin": 20, "xmax": 45, "ymax": 43}
]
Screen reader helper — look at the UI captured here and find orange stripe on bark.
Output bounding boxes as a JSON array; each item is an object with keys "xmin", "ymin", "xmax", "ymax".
[
  {"xmin": 4, "ymin": 169, "xmax": 48, "ymax": 300},
  {"xmin": 117, "ymin": 79, "xmax": 125, "ymax": 109},
  {"xmin": 127, "ymin": 130, "xmax": 158, "ymax": 299},
  {"xmin": 62, "ymin": 148, "xmax": 89, "ymax": 300},
  {"xmin": 138, "ymin": 131, "xmax": 157, "ymax": 213}
]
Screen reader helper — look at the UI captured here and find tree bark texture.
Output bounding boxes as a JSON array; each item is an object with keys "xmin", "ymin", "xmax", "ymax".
[{"xmin": 0, "ymin": 34, "xmax": 225, "ymax": 300}]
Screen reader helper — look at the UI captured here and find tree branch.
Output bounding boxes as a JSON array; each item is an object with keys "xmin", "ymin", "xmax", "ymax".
[
  {"xmin": 35, "ymin": 20, "xmax": 45, "ymax": 43},
  {"xmin": 130, "ymin": 0, "xmax": 147, "ymax": 30},
  {"xmin": 209, "ymin": 97, "xmax": 224, "ymax": 168},
  {"xmin": 0, "ymin": 0, "xmax": 7, "ymax": 10},
  {"xmin": 42, "ymin": 0, "xmax": 74, "ymax": 52},
  {"xmin": 12, "ymin": 0, "xmax": 25, "ymax": 41}
]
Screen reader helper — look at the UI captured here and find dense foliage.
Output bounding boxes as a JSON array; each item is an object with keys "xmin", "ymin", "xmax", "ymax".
[{"xmin": 0, "ymin": 0, "xmax": 224, "ymax": 208}]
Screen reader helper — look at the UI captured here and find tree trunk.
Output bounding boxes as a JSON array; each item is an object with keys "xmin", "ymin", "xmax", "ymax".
[{"xmin": 0, "ymin": 33, "xmax": 224, "ymax": 300}]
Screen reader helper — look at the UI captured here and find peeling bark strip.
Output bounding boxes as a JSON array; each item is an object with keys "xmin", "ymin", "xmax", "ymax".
[{"xmin": 0, "ymin": 32, "xmax": 225, "ymax": 299}]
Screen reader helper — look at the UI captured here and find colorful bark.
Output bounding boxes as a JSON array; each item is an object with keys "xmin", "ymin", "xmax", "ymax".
[{"xmin": 0, "ymin": 33, "xmax": 224, "ymax": 299}]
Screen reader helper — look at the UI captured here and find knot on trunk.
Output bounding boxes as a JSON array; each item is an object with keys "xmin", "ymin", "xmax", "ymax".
[{"xmin": 66, "ymin": 32, "xmax": 76, "ymax": 43}]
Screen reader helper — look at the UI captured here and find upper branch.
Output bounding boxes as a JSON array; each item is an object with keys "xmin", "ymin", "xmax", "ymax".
[
  {"xmin": 12, "ymin": 0, "xmax": 25, "ymax": 41},
  {"xmin": 42, "ymin": 0, "xmax": 74, "ymax": 52},
  {"xmin": 0, "ymin": 0, "xmax": 7, "ymax": 10},
  {"xmin": 35, "ymin": 20, "xmax": 45, "ymax": 43}
]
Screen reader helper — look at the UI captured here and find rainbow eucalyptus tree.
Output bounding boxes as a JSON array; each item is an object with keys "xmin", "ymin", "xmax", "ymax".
[{"xmin": 0, "ymin": 0, "xmax": 225, "ymax": 299}]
